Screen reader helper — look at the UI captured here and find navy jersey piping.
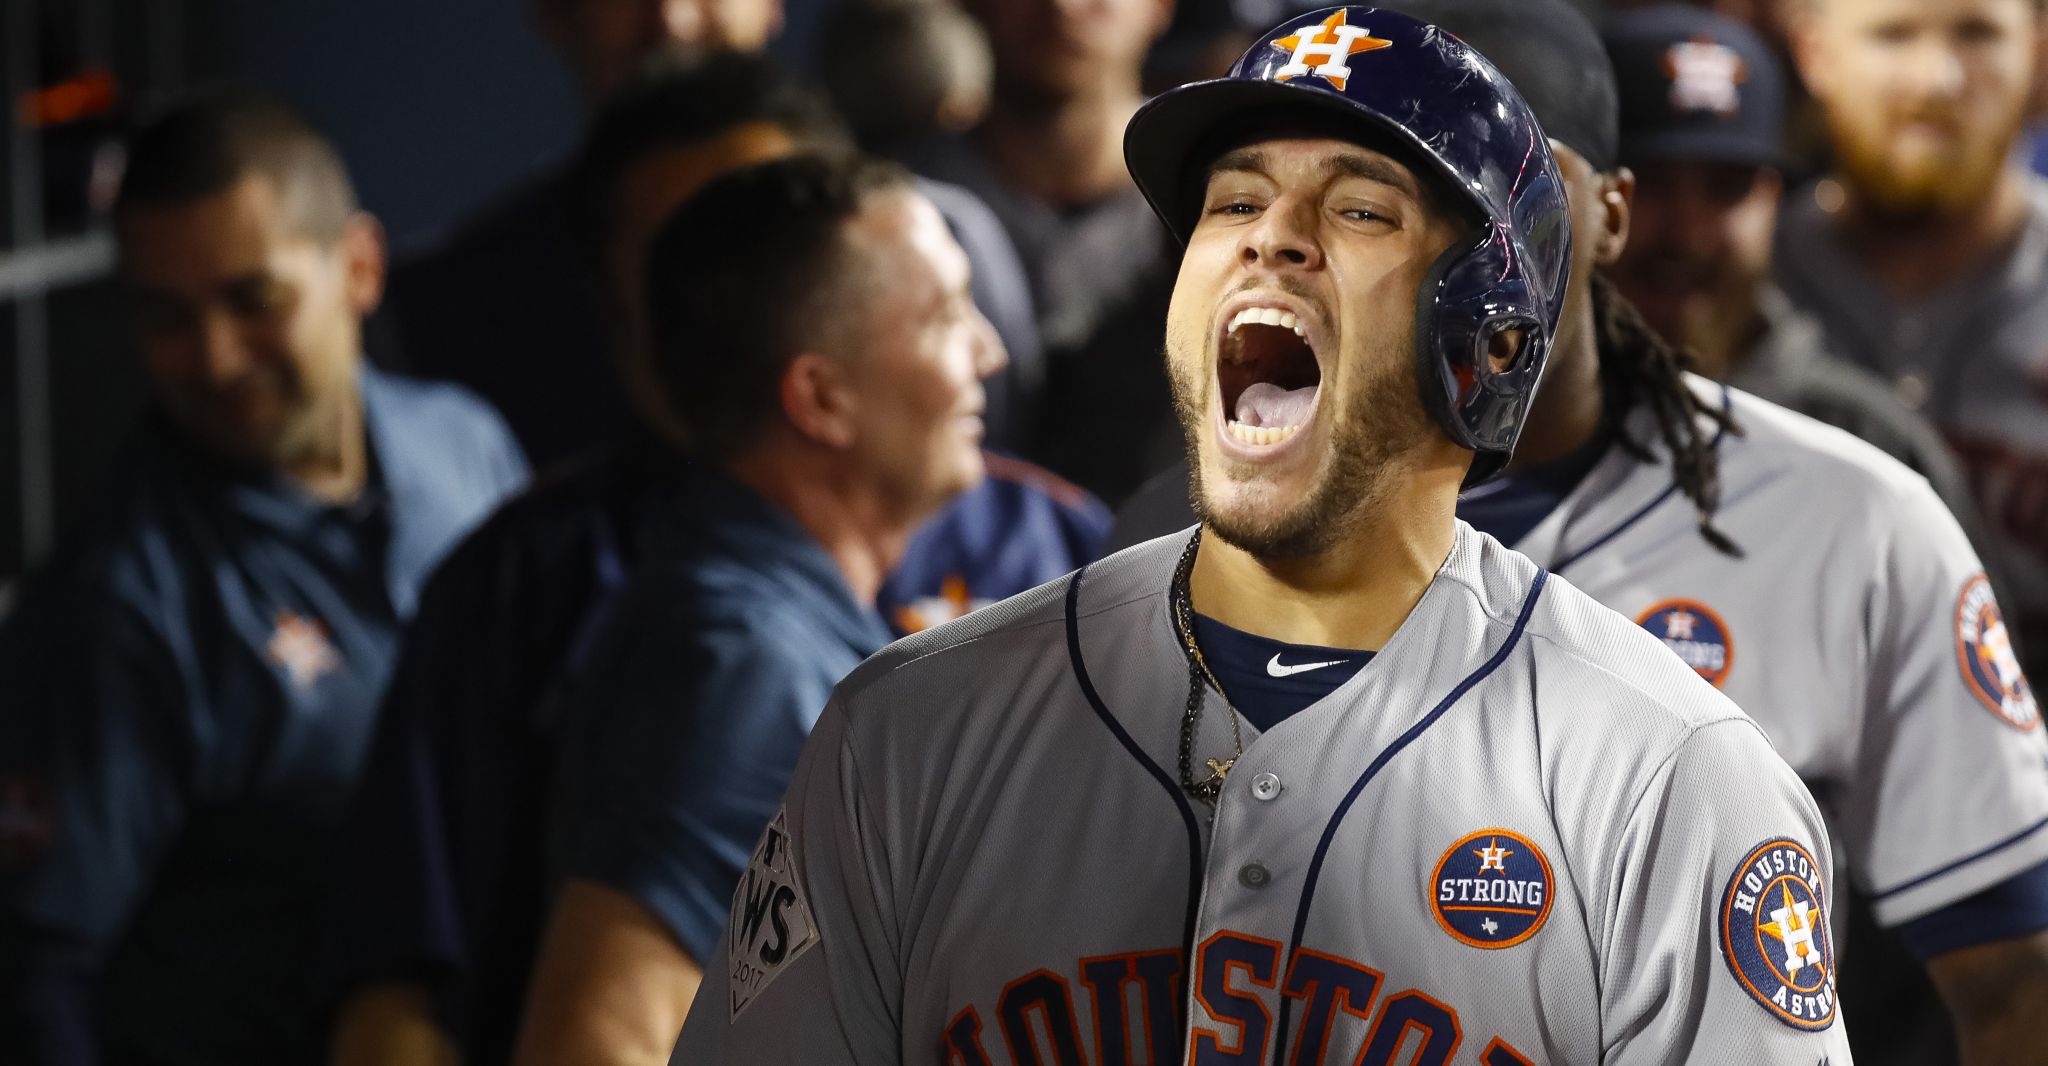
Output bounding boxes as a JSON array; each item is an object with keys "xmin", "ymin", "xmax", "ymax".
[
  {"xmin": 1872, "ymin": 810, "xmax": 2048, "ymax": 902},
  {"xmin": 1270, "ymin": 569, "xmax": 1550, "ymax": 1063},
  {"xmin": 1551, "ymin": 384, "xmax": 1735, "ymax": 573},
  {"xmin": 1063, "ymin": 567, "xmax": 1206, "ymax": 960}
]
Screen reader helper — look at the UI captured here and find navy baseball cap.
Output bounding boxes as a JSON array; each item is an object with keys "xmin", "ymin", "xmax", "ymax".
[
  {"xmin": 1603, "ymin": 4, "xmax": 1786, "ymax": 167},
  {"xmin": 1379, "ymin": 0, "xmax": 1620, "ymax": 173}
]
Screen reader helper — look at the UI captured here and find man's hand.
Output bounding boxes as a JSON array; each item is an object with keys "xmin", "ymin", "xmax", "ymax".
[
  {"xmin": 1929, "ymin": 929, "xmax": 2048, "ymax": 1066},
  {"xmin": 512, "ymin": 879, "xmax": 703, "ymax": 1066},
  {"xmin": 329, "ymin": 981, "xmax": 459, "ymax": 1066}
]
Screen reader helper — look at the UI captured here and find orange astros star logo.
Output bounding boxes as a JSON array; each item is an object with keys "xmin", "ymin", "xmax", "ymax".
[{"xmin": 1269, "ymin": 11, "xmax": 1392, "ymax": 92}]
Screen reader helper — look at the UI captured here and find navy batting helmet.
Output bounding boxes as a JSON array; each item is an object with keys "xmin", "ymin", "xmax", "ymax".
[{"xmin": 1125, "ymin": 5, "xmax": 1572, "ymax": 485}]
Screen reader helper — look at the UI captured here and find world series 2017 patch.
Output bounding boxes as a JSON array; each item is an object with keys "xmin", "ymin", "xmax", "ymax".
[
  {"xmin": 1955, "ymin": 574, "xmax": 2039, "ymax": 731},
  {"xmin": 1635, "ymin": 599, "xmax": 1734, "ymax": 688},
  {"xmin": 1720, "ymin": 838, "xmax": 1835, "ymax": 1031},
  {"xmin": 1430, "ymin": 829, "xmax": 1554, "ymax": 949},
  {"xmin": 728, "ymin": 807, "xmax": 819, "ymax": 1020}
]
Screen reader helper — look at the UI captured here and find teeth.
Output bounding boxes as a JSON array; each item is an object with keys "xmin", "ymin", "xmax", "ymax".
[
  {"xmin": 1227, "ymin": 307, "xmax": 1304, "ymax": 336},
  {"xmin": 1226, "ymin": 420, "xmax": 1302, "ymax": 447}
]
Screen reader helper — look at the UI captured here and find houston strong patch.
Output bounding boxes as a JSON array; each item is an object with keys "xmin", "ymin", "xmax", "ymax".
[
  {"xmin": 1430, "ymin": 828, "xmax": 1554, "ymax": 948},
  {"xmin": 729, "ymin": 808, "xmax": 819, "ymax": 1020},
  {"xmin": 1720, "ymin": 838, "xmax": 1836, "ymax": 1031}
]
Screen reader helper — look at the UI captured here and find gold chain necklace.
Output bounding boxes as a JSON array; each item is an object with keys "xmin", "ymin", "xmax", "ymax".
[{"xmin": 1169, "ymin": 528, "xmax": 1245, "ymax": 805}]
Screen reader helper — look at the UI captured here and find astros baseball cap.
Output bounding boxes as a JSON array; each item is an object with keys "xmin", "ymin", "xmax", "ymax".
[
  {"xmin": 1375, "ymin": 0, "xmax": 1620, "ymax": 173},
  {"xmin": 1603, "ymin": 4, "xmax": 1786, "ymax": 167}
]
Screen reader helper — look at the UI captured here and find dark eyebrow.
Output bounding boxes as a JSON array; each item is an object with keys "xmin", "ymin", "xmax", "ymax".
[
  {"xmin": 1206, "ymin": 145, "xmax": 1424, "ymax": 200},
  {"xmin": 1208, "ymin": 146, "xmax": 1270, "ymax": 178},
  {"xmin": 1325, "ymin": 151, "xmax": 1423, "ymax": 200}
]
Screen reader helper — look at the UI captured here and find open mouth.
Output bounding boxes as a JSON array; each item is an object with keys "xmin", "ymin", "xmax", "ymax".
[{"xmin": 1219, "ymin": 306, "xmax": 1322, "ymax": 448}]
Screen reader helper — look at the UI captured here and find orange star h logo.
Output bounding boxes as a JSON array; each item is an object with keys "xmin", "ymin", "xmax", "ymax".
[{"xmin": 1270, "ymin": 11, "xmax": 1391, "ymax": 92}]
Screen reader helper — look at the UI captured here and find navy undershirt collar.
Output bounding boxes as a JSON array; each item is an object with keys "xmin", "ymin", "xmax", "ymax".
[
  {"xmin": 1457, "ymin": 430, "xmax": 1613, "ymax": 547},
  {"xmin": 1190, "ymin": 614, "xmax": 1373, "ymax": 733},
  {"xmin": 1187, "ymin": 434, "xmax": 1610, "ymax": 733}
]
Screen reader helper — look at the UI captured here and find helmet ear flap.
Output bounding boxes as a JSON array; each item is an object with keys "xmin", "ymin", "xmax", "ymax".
[{"xmin": 1415, "ymin": 221, "xmax": 1555, "ymax": 488}]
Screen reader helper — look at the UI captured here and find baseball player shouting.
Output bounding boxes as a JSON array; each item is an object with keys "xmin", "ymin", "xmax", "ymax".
[
  {"xmin": 675, "ymin": 7, "xmax": 1849, "ymax": 1065},
  {"xmin": 1108, "ymin": 2, "xmax": 2048, "ymax": 1059}
]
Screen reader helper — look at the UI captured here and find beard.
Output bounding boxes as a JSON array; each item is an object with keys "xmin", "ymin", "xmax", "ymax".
[
  {"xmin": 1829, "ymin": 102, "xmax": 2026, "ymax": 217},
  {"xmin": 1169, "ymin": 332, "xmax": 1432, "ymax": 561}
]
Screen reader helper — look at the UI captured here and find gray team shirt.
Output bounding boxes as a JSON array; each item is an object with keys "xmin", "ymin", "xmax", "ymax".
[
  {"xmin": 1775, "ymin": 179, "xmax": 2048, "ymax": 676},
  {"xmin": 676, "ymin": 523, "xmax": 1851, "ymax": 1064},
  {"xmin": 1108, "ymin": 376, "xmax": 2048, "ymax": 934},
  {"xmin": 1511, "ymin": 378, "xmax": 2048, "ymax": 927}
]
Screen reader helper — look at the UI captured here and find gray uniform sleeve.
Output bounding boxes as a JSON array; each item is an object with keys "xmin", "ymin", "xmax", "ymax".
[
  {"xmin": 671, "ymin": 693, "xmax": 901, "ymax": 1065},
  {"xmin": 1601, "ymin": 719, "xmax": 1855, "ymax": 1064},
  {"xmin": 1843, "ymin": 475, "xmax": 2048, "ymax": 926}
]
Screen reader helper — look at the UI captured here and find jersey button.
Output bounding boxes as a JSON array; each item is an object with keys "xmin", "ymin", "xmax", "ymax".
[
  {"xmin": 1239, "ymin": 863, "xmax": 1271, "ymax": 889},
  {"xmin": 1250, "ymin": 772, "xmax": 1282, "ymax": 801}
]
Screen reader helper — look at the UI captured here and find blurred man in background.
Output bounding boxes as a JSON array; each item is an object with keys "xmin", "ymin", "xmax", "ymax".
[
  {"xmin": 1605, "ymin": 5, "xmax": 1982, "ymax": 522},
  {"xmin": 511, "ymin": 153, "xmax": 1002, "ymax": 1065},
  {"xmin": 325, "ymin": 58, "xmax": 1106, "ymax": 1065},
  {"xmin": 387, "ymin": 0, "xmax": 784, "ymax": 469},
  {"xmin": 1608, "ymin": 11, "xmax": 2026, "ymax": 1064},
  {"xmin": 537, "ymin": 0, "xmax": 785, "ymax": 103},
  {"xmin": 322, "ymin": 58, "xmax": 836, "ymax": 1066},
  {"xmin": 920, "ymin": 0, "xmax": 1185, "ymax": 500},
  {"xmin": 0, "ymin": 92, "xmax": 525, "ymax": 1066},
  {"xmin": 821, "ymin": 0, "xmax": 994, "ymax": 161},
  {"xmin": 1778, "ymin": 0, "xmax": 2048, "ymax": 681},
  {"xmin": 393, "ymin": 0, "xmax": 1046, "ymax": 463}
]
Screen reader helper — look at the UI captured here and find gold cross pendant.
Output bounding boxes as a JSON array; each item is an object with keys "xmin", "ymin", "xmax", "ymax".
[{"xmin": 1205, "ymin": 757, "xmax": 1236, "ymax": 782}]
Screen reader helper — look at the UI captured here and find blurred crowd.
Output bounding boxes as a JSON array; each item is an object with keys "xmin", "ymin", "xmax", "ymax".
[{"xmin": 2, "ymin": 0, "xmax": 2047, "ymax": 1064}]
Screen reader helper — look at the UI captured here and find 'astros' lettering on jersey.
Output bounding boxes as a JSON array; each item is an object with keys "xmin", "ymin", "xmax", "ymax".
[
  {"xmin": 1510, "ymin": 376, "xmax": 2048, "ymax": 927},
  {"xmin": 675, "ymin": 523, "xmax": 1850, "ymax": 1064}
]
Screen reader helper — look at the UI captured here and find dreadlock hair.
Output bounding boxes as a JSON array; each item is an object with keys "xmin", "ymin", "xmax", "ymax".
[{"xmin": 1590, "ymin": 272, "xmax": 1745, "ymax": 557}]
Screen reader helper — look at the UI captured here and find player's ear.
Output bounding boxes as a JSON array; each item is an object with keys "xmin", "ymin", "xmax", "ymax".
[
  {"xmin": 1593, "ymin": 166, "xmax": 1634, "ymax": 269},
  {"xmin": 338, "ymin": 211, "xmax": 387, "ymax": 317},
  {"xmin": 1486, "ymin": 328, "xmax": 1527, "ymax": 375},
  {"xmin": 779, "ymin": 352, "xmax": 859, "ymax": 450}
]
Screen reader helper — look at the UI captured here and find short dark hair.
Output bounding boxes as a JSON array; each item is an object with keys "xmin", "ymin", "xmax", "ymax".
[
  {"xmin": 644, "ymin": 153, "xmax": 913, "ymax": 464},
  {"xmin": 820, "ymin": 0, "xmax": 990, "ymax": 151},
  {"xmin": 116, "ymin": 88, "xmax": 356, "ymax": 242},
  {"xmin": 568, "ymin": 52, "xmax": 853, "ymax": 264}
]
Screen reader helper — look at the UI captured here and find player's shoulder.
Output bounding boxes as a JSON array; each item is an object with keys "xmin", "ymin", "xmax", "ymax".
[
  {"xmin": 834, "ymin": 532, "xmax": 1182, "ymax": 712},
  {"xmin": 980, "ymin": 452, "xmax": 1110, "ymax": 525},
  {"xmin": 1460, "ymin": 527, "xmax": 1754, "ymax": 740},
  {"xmin": 25, "ymin": 436, "xmax": 206, "ymax": 619},
  {"xmin": 408, "ymin": 448, "xmax": 640, "ymax": 607},
  {"xmin": 362, "ymin": 367, "xmax": 518, "ymax": 454},
  {"xmin": 1714, "ymin": 376, "xmax": 1937, "ymax": 507}
]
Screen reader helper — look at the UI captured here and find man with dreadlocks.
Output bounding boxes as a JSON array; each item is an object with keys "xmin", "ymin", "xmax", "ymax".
[{"xmin": 1109, "ymin": 0, "xmax": 2048, "ymax": 1058}]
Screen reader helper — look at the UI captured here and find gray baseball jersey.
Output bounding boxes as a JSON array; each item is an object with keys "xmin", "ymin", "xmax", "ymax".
[
  {"xmin": 674, "ymin": 522, "xmax": 1851, "ymax": 1064},
  {"xmin": 1490, "ymin": 376, "xmax": 2048, "ymax": 929},
  {"xmin": 1775, "ymin": 179, "xmax": 2048, "ymax": 677}
]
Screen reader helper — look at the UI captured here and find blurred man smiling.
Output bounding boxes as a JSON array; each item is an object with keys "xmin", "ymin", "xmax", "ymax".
[
  {"xmin": 1778, "ymin": 0, "xmax": 2048, "ymax": 682},
  {"xmin": 1606, "ymin": 4, "xmax": 1983, "ymax": 520},
  {"xmin": 513, "ymin": 154, "xmax": 1007, "ymax": 1066},
  {"xmin": 0, "ymin": 92, "xmax": 524, "ymax": 1066}
]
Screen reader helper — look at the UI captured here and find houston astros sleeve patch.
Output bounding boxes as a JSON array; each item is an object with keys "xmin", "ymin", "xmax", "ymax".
[
  {"xmin": 1720, "ymin": 838, "xmax": 1836, "ymax": 1031},
  {"xmin": 729, "ymin": 808, "xmax": 819, "ymax": 1020},
  {"xmin": 1955, "ymin": 574, "xmax": 2039, "ymax": 731}
]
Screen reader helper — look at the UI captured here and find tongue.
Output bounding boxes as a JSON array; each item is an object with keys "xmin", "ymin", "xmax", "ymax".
[{"xmin": 1236, "ymin": 381, "xmax": 1317, "ymax": 428}]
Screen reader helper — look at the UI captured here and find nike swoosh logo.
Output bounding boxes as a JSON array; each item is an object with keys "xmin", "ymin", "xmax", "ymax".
[{"xmin": 1267, "ymin": 653, "xmax": 1347, "ymax": 678}]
